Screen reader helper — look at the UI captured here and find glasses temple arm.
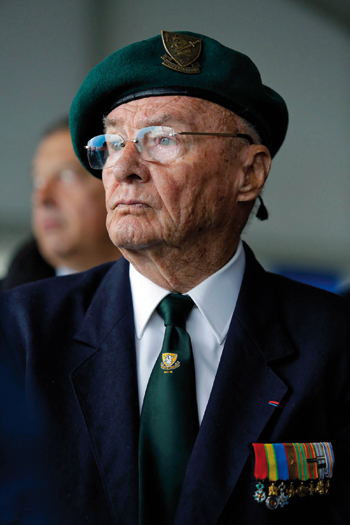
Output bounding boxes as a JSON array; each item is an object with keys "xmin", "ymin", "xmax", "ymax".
[{"xmin": 178, "ymin": 132, "xmax": 254, "ymax": 144}]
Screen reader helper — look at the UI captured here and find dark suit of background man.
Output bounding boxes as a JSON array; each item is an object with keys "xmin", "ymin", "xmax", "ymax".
[
  {"xmin": 1, "ymin": 117, "xmax": 121, "ymax": 291},
  {"xmin": 1, "ymin": 31, "xmax": 349, "ymax": 524}
]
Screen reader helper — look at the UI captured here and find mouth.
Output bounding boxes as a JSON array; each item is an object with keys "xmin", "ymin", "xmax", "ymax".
[
  {"xmin": 40, "ymin": 218, "xmax": 63, "ymax": 230},
  {"xmin": 114, "ymin": 200, "xmax": 150, "ymax": 210}
]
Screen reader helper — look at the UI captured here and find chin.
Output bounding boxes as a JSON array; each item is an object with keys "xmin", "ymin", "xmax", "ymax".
[
  {"xmin": 112, "ymin": 238, "xmax": 158, "ymax": 251},
  {"xmin": 108, "ymin": 220, "xmax": 161, "ymax": 251},
  {"xmin": 39, "ymin": 239, "xmax": 74, "ymax": 263},
  {"xmin": 110, "ymin": 232, "xmax": 162, "ymax": 251}
]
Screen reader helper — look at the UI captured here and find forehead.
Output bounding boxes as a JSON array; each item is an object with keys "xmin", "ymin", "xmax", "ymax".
[
  {"xmin": 32, "ymin": 130, "xmax": 86, "ymax": 178},
  {"xmin": 104, "ymin": 96, "xmax": 236, "ymax": 131},
  {"xmin": 33, "ymin": 130, "xmax": 75, "ymax": 164}
]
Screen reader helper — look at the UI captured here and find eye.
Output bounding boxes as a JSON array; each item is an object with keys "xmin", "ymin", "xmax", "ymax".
[
  {"xmin": 111, "ymin": 140, "xmax": 122, "ymax": 151},
  {"xmin": 59, "ymin": 169, "xmax": 77, "ymax": 184},
  {"xmin": 153, "ymin": 135, "xmax": 176, "ymax": 148},
  {"xmin": 106, "ymin": 137, "xmax": 124, "ymax": 153},
  {"xmin": 159, "ymin": 136, "xmax": 174, "ymax": 147}
]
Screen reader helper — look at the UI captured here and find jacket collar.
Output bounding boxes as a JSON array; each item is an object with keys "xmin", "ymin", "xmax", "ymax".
[
  {"xmin": 74, "ymin": 256, "xmax": 132, "ymax": 348},
  {"xmin": 74, "ymin": 245, "xmax": 294, "ymax": 362},
  {"xmin": 234, "ymin": 242, "xmax": 294, "ymax": 362},
  {"xmin": 72, "ymin": 257, "xmax": 140, "ymax": 523}
]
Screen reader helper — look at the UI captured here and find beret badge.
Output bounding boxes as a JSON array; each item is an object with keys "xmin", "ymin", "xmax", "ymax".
[{"xmin": 161, "ymin": 30, "xmax": 202, "ymax": 74}]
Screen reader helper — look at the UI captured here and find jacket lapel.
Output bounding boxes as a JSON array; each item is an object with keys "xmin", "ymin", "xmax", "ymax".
[
  {"xmin": 65, "ymin": 246, "xmax": 295, "ymax": 523},
  {"xmin": 71, "ymin": 258, "xmax": 140, "ymax": 523},
  {"xmin": 176, "ymin": 244, "xmax": 294, "ymax": 524}
]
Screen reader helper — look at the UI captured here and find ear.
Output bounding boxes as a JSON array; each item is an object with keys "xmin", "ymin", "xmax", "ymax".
[{"xmin": 237, "ymin": 145, "xmax": 271, "ymax": 202}]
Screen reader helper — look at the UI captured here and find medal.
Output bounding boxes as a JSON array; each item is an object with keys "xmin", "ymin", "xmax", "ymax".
[
  {"xmin": 322, "ymin": 442, "xmax": 334, "ymax": 493},
  {"xmin": 309, "ymin": 480, "xmax": 315, "ymax": 495},
  {"xmin": 252, "ymin": 442, "xmax": 335, "ymax": 509},
  {"xmin": 253, "ymin": 482, "xmax": 266, "ymax": 503},
  {"xmin": 252, "ymin": 443, "xmax": 267, "ymax": 503}
]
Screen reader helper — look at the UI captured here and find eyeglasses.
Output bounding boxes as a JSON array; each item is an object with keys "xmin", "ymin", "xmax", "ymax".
[
  {"xmin": 85, "ymin": 126, "xmax": 254, "ymax": 170},
  {"xmin": 32, "ymin": 167, "xmax": 82, "ymax": 190}
]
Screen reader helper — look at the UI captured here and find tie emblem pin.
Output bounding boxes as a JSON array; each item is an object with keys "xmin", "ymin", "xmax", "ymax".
[{"xmin": 161, "ymin": 353, "xmax": 180, "ymax": 372}]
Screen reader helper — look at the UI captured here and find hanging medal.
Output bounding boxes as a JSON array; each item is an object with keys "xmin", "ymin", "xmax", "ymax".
[
  {"xmin": 252, "ymin": 443, "xmax": 267, "ymax": 503},
  {"xmin": 305, "ymin": 443, "xmax": 318, "ymax": 495},
  {"xmin": 283, "ymin": 443, "xmax": 298, "ymax": 498},
  {"xmin": 313, "ymin": 442, "xmax": 326, "ymax": 494},
  {"xmin": 293, "ymin": 442, "xmax": 310, "ymax": 496},
  {"xmin": 251, "ymin": 442, "xmax": 334, "ymax": 508},
  {"xmin": 273, "ymin": 444, "xmax": 289, "ymax": 507},
  {"xmin": 321, "ymin": 442, "xmax": 335, "ymax": 494},
  {"xmin": 264, "ymin": 444, "xmax": 280, "ymax": 509}
]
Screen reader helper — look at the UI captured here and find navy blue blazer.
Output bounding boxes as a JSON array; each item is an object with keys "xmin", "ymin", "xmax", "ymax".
[
  {"xmin": 1, "ymin": 238, "xmax": 55, "ymax": 291},
  {"xmin": 0, "ymin": 244, "xmax": 349, "ymax": 524}
]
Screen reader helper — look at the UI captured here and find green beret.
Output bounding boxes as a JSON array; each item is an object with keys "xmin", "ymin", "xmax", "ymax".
[{"xmin": 70, "ymin": 31, "xmax": 288, "ymax": 177}]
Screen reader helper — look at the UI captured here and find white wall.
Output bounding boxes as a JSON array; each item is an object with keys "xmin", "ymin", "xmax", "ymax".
[{"xmin": 1, "ymin": 0, "xmax": 350, "ymax": 278}]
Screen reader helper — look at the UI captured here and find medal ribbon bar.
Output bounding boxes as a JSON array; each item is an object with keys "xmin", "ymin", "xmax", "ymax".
[{"xmin": 252, "ymin": 442, "xmax": 334, "ymax": 509}]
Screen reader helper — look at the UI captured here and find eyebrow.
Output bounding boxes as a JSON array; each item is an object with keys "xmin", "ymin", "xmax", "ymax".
[
  {"xmin": 137, "ymin": 114, "xmax": 173, "ymax": 127},
  {"xmin": 103, "ymin": 113, "xmax": 181, "ymax": 133},
  {"xmin": 31, "ymin": 162, "xmax": 82, "ymax": 177},
  {"xmin": 103, "ymin": 117, "xmax": 122, "ymax": 132}
]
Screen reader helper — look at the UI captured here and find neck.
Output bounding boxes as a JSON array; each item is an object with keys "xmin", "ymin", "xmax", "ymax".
[
  {"xmin": 121, "ymin": 236, "xmax": 241, "ymax": 294},
  {"xmin": 47, "ymin": 244, "xmax": 121, "ymax": 273}
]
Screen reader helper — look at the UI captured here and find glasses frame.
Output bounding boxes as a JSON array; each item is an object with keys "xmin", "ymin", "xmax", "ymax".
[
  {"xmin": 84, "ymin": 128, "xmax": 255, "ymax": 170},
  {"xmin": 177, "ymin": 131, "xmax": 254, "ymax": 144}
]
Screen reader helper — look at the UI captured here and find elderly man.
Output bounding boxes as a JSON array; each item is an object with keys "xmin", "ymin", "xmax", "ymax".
[
  {"xmin": 0, "ymin": 31, "xmax": 349, "ymax": 524},
  {"xmin": 2, "ymin": 117, "xmax": 120, "ymax": 290}
]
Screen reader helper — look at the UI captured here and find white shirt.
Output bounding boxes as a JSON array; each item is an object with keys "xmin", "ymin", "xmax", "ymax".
[
  {"xmin": 129, "ymin": 240, "xmax": 246, "ymax": 423},
  {"xmin": 55, "ymin": 266, "xmax": 78, "ymax": 277}
]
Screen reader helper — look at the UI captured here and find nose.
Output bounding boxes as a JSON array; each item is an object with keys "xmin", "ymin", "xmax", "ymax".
[
  {"xmin": 32, "ymin": 176, "xmax": 57, "ymax": 207},
  {"xmin": 106, "ymin": 141, "xmax": 150, "ymax": 184}
]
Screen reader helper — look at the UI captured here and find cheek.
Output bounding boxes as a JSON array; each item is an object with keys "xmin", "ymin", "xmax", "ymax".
[
  {"xmin": 102, "ymin": 171, "xmax": 115, "ymax": 199},
  {"xmin": 204, "ymin": 177, "xmax": 241, "ymax": 222},
  {"xmin": 103, "ymin": 182, "xmax": 112, "ymax": 203},
  {"xmin": 67, "ymin": 191, "xmax": 107, "ymax": 229},
  {"xmin": 182, "ymin": 166, "xmax": 241, "ymax": 226},
  {"xmin": 103, "ymin": 180, "xmax": 122, "ymax": 218},
  {"xmin": 157, "ymin": 177, "xmax": 180, "ymax": 207},
  {"xmin": 31, "ymin": 210, "xmax": 42, "ymax": 237},
  {"xmin": 152, "ymin": 161, "xmax": 210, "ymax": 224}
]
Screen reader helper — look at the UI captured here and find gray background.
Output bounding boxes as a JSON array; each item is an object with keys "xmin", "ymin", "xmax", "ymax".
[{"xmin": 1, "ymin": 0, "xmax": 350, "ymax": 283}]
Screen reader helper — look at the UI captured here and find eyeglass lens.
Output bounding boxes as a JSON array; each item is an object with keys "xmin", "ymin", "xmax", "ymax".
[{"xmin": 86, "ymin": 126, "xmax": 179, "ymax": 169}]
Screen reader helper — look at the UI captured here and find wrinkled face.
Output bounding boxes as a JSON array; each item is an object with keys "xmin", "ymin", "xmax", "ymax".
[
  {"xmin": 32, "ymin": 129, "xmax": 108, "ymax": 266},
  {"xmin": 102, "ymin": 96, "xmax": 249, "ymax": 253}
]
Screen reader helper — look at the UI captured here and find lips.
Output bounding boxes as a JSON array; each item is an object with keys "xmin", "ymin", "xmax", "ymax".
[
  {"xmin": 35, "ymin": 213, "xmax": 63, "ymax": 230},
  {"xmin": 112, "ymin": 199, "xmax": 150, "ymax": 210},
  {"xmin": 41, "ymin": 218, "xmax": 62, "ymax": 230}
]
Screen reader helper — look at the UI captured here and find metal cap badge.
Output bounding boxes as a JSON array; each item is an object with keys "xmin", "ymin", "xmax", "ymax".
[{"xmin": 161, "ymin": 30, "xmax": 202, "ymax": 74}]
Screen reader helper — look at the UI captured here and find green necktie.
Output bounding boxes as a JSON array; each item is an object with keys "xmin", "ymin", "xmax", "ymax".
[{"xmin": 139, "ymin": 293, "xmax": 199, "ymax": 525}]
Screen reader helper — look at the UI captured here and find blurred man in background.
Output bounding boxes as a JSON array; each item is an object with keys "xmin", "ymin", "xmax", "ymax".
[{"xmin": 2, "ymin": 117, "xmax": 120, "ymax": 290}]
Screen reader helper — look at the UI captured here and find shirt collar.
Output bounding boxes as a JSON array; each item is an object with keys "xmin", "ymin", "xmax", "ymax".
[
  {"xmin": 129, "ymin": 265, "xmax": 170, "ymax": 340},
  {"xmin": 129, "ymin": 240, "xmax": 246, "ymax": 344},
  {"xmin": 55, "ymin": 266, "xmax": 78, "ymax": 277}
]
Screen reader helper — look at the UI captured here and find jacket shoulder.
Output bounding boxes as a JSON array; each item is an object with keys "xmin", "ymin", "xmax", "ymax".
[
  {"xmin": 239, "ymin": 244, "xmax": 350, "ymax": 355},
  {"xmin": 243, "ymin": 243, "xmax": 348, "ymax": 320},
  {"xmin": 0, "ymin": 259, "xmax": 128, "ymax": 342},
  {"xmin": 266, "ymin": 270, "xmax": 349, "ymax": 318},
  {"xmin": 2, "ymin": 238, "xmax": 55, "ymax": 290}
]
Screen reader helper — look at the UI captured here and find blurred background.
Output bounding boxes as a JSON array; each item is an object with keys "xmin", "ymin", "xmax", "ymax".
[{"xmin": 1, "ymin": 0, "xmax": 350, "ymax": 292}]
